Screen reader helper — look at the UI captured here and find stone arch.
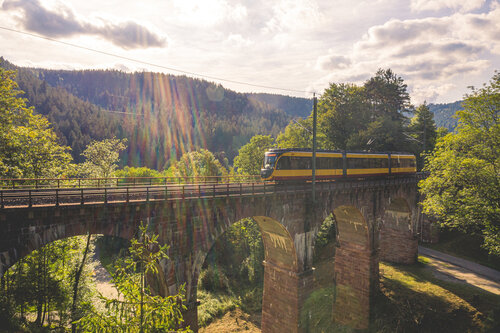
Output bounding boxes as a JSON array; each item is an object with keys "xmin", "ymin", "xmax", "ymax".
[
  {"xmin": 181, "ymin": 214, "xmax": 303, "ymax": 333},
  {"xmin": 331, "ymin": 205, "xmax": 377, "ymax": 330},
  {"xmin": 253, "ymin": 216, "xmax": 298, "ymax": 272},
  {"xmin": 0, "ymin": 220, "xmax": 138, "ymax": 279},
  {"xmin": 379, "ymin": 197, "xmax": 417, "ymax": 264}
]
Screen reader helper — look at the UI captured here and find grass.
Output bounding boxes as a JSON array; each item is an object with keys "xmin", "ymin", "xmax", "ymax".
[
  {"xmin": 197, "ymin": 290, "xmax": 240, "ymax": 327},
  {"xmin": 372, "ymin": 258, "xmax": 500, "ymax": 332},
  {"xmin": 423, "ymin": 230, "xmax": 500, "ymax": 271}
]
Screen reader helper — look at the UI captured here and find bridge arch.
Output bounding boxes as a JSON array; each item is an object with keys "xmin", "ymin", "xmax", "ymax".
[{"xmin": 172, "ymin": 213, "xmax": 307, "ymax": 332}]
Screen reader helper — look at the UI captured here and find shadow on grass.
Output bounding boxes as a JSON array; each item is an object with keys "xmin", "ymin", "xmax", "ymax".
[{"xmin": 376, "ymin": 261, "xmax": 500, "ymax": 333}]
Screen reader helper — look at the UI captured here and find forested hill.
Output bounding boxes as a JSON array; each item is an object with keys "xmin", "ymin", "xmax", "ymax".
[
  {"xmin": 428, "ymin": 101, "xmax": 462, "ymax": 131},
  {"xmin": 1, "ymin": 58, "xmax": 292, "ymax": 168},
  {"xmin": 0, "ymin": 58, "xmax": 121, "ymax": 163},
  {"xmin": 247, "ymin": 93, "xmax": 312, "ymax": 118}
]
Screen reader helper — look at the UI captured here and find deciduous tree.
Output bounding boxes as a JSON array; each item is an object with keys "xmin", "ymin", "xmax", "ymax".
[
  {"xmin": 0, "ymin": 68, "xmax": 73, "ymax": 178},
  {"xmin": 420, "ymin": 72, "xmax": 500, "ymax": 256},
  {"xmin": 234, "ymin": 135, "xmax": 275, "ymax": 175},
  {"xmin": 168, "ymin": 149, "xmax": 228, "ymax": 181},
  {"xmin": 79, "ymin": 137, "xmax": 127, "ymax": 178}
]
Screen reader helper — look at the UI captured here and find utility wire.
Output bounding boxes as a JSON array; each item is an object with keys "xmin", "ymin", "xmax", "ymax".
[{"xmin": 0, "ymin": 26, "xmax": 315, "ymax": 95}]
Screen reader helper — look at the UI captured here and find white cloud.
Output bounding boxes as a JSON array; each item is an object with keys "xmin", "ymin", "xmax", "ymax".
[
  {"xmin": 315, "ymin": 54, "xmax": 351, "ymax": 70},
  {"xmin": 224, "ymin": 34, "xmax": 253, "ymax": 48},
  {"xmin": 410, "ymin": 0, "xmax": 486, "ymax": 13},
  {"xmin": 314, "ymin": 4, "xmax": 500, "ymax": 103},
  {"xmin": 262, "ymin": 0, "xmax": 324, "ymax": 34},
  {"xmin": 171, "ymin": 0, "xmax": 247, "ymax": 27},
  {"xmin": 410, "ymin": 83, "xmax": 456, "ymax": 103},
  {"xmin": 2, "ymin": 0, "xmax": 167, "ymax": 48}
]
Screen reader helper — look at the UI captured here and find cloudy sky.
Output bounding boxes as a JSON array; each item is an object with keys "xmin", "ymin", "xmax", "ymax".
[{"xmin": 1, "ymin": 0, "xmax": 499, "ymax": 104}]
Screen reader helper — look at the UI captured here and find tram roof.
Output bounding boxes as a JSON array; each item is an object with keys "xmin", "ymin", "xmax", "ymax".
[{"xmin": 266, "ymin": 148, "xmax": 414, "ymax": 156}]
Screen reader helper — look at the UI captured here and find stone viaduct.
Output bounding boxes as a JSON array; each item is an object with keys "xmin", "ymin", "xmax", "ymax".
[{"xmin": 0, "ymin": 177, "xmax": 422, "ymax": 332}]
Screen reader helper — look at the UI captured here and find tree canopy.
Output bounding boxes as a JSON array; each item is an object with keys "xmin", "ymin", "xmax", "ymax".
[
  {"xmin": 419, "ymin": 72, "xmax": 500, "ymax": 256},
  {"xmin": 274, "ymin": 68, "xmax": 419, "ymax": 153},
  {"xmin": 0, "ymin": 68, "xmax": 73, "ymax": 178},
  {"xmin": 234, "ymin": 135, "xmax": 275, "ymax": 175},
  {"xmin": 168, "ymin": 149, "xmax": 228, "ymax": 179},
  {"xmin": 408, "ymin": 103, "xmax": 437, "ymax": 169},
  {"xmin": 79, "ymin": 137, "xmax": 127, "ymax": 178}
]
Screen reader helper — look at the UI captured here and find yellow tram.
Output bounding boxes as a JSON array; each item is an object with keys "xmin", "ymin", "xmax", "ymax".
[{"xmin": 260, "ymin": 148, "xmax": 416, "ymax": 181}]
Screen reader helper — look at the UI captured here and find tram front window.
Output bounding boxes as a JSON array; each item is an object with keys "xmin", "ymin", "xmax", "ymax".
[{"xmin": 263, "ymin": 154, "xmax": 277, "ymax": 169}]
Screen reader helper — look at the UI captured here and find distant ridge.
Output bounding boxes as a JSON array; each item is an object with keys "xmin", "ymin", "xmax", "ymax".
[
  {"xmin": 0, "ymin": 57, "xmax": 299, "ymax": 168},
  {"xmin": 428, "ymin": 101, "xmax": 462, "ymax": 131}
]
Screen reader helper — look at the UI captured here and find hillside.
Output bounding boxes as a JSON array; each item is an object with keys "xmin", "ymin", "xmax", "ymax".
[
  {"xmin": 0, "ymin": 58, "xmax": 121, "ymax": 163},
  {"xmin": 428, "ymin": 101, "xmax": 462, "ymax": 131},
  {"xmin": 1, "ymin": 58, "xmax": 293, "ymax": 168},
  {"xmin": 247, "ymin": 93, "xmax": 312, "ymax": 118}
]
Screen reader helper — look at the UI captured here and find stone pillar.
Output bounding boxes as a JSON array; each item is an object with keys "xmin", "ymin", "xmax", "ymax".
[
  {"xmin": 379, "ymin": 228, "xmax": 418, "ymax": 264},
  {"xmin": 333, "ymin": 241, "xmax": 378, "ymax": 330},
  {"xmin": 379, "ymin": 198, "xmax": 418, "ymax": 264},
  {"xmin": 261, "ymin": 261, "xmax": 314, "ymax": 333}
]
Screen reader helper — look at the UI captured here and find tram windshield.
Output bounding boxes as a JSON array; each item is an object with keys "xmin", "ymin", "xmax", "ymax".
[{"xmin": 263, "ymin": 154, "xmax": 277, "ymax": 169}]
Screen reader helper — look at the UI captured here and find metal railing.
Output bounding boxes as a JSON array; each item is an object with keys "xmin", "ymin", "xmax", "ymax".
[
  {"xmin": 0, "ymin": 174, "xmax": 424, "ymax": 209},
  {"xmin": 0, "ymin": 175, "xmax": 261, "ymax": 190}
]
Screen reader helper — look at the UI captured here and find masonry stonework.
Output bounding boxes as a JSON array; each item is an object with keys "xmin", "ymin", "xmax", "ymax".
[{"xmin": 0, "ymin": 177, "xmax": 422, "ymax": 332}]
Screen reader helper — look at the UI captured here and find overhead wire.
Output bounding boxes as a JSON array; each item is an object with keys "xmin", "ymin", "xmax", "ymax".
[{"xmin": 0, "ymin": 26, "xmax": 317, "ymax": 95}]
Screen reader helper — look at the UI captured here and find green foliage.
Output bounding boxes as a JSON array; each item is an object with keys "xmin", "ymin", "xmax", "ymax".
[
  {"xmin": 420, "ymin": 72, "xmax": 500, "ymax": 256},
  {"xmin": 1, "ymin": 59, "xmax": 291, "ymax": 168},
  {"xmin": 79, "ymin": 137, "xmax": 127, "ymax": 178},
  {"xmin": 168, "ymin": 149, "xmax": 228, "ymax": 180},
  {"xmin": 299, "ymin": 287, "xmax": 336, "ymax": 332},
  {"xmin": 313, "ymin": 215, "xmax": 337, "ymax": 262},
  {"xmin": 115, "ymin": 166, "xmax": 161, "ymax": 179},
  {"xmin": 196, "ymin": 290, "xmax": 239, "ymax": 327},
  {"xmin": 276, "ymin": 68, "xmax": 414, "ymax": 152},
  {"xmin": 77, "ymin": 223, "xmax": 190, "ymax": 332},
  {"xmin": 234, "ymin": 135, "xmax": 275, "ymax": 175},
  {"xmin": 94, "ymin": 236, "xmax": 131, "ymax": 274},
  {"xmin": 198, "ymin": 219, "xmax": 264, "ymax": 325},
  {"xmin": 0, "ymin": 236, "xmax": 95, "ymax": 330},
  {"xmin": 0, "ymin": 67, "xmax": 73, "ymax": 178},
  {"xmin": 276, "ymin": 117, "xmax": 316, "ymax": 149},
  {"xmin": 198, "ymin": 266, "xmax": 230, "ymax": 293},
  {"xmin": 364, "ymin": 68, "xmax": 411, "ymax": 121},
  {"xmin": 318, "ymin": 83, "xmax": 370, "ymax": 150},
  {"xmin": 408, "ymin": 103, "xmax": 438, "ymax": 169}
]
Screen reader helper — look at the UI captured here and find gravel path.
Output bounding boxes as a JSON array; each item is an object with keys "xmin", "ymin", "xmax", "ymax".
[{"xmin": 419, "ymin": 245, "xmax": 500, "ymax": 295}]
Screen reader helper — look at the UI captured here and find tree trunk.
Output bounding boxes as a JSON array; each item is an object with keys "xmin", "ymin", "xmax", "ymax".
[{"xmin": 71, "ymin": 232, "xmax": 92, "ymax": 333}]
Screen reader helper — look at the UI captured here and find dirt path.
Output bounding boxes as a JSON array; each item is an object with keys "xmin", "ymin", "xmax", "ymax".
[
  {"xmin": 92, "ymin": 243, "xmax": 121, "ymax": 300},
  {"xmin": 419, "ymin": 246, "xmax": 500, "ymax": 295}
]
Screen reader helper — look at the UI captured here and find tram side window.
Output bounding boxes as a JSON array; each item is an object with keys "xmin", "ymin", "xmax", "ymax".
[
  {"xmin": 348, "ymin": 157, "xmax": 388, "ymax": 169},
  {"xmin": 347, "ymin": 158, "xmax": 367, "ymax": 169},
  {"xmin": 373, "ymin": 158, "xmax": 389, "ymax": 168},
  {"xmin": 391, "ymin": 157, "xmax": 401, "ymax": 168},
  {"xmin": 317, "ymin": 157, "xmax": 343, "ymax": 169},
  {"xmin": 291, "ymin": 157, "xmax": 311, "ymax": 170},
  {"xmin": 276, "ymin": 156, "xmax": 291, "ymax": 170},
  {"xmin": 395, "ymin": 158, "xmax": 416, "ymax": 168}
]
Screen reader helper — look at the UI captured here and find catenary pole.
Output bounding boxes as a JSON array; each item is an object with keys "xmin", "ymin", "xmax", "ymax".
[{"xmin": 312, "ymin": 93, "xmax": 317, "ymax": 203}]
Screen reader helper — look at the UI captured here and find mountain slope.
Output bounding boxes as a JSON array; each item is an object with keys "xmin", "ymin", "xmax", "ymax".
[
  {"xmin": 1, "ymin": 58, "xmax": 292, "ymax": 168},
  {"xmin": 428, "ymin": 101, "xmax": 462, "ymax": 131}
]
